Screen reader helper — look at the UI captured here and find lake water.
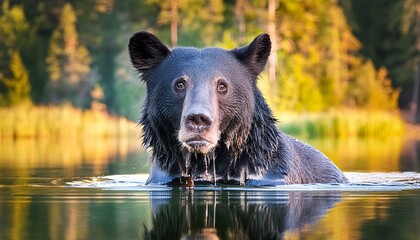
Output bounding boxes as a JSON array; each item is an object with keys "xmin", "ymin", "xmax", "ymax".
[{"xmin": 1, "ymin": 137, "xmax": 420, "ymax": 240}]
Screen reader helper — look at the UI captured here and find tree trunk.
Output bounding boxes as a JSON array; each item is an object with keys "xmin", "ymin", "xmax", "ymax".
[
  {"xmin": 268, "ymin": 0, "xmax": 277, "ymax": 84},
  {"xmin": 411, "ymin": 64, "xmax": 420, "ymax": 122},
  {"xmin": 410, "ymin": 2, "xmax": 420, "ymax": 123},
  {"xmin": 170, "ymin": 0, "xmax": 178, "ymax": 47},
  {"xmin": 235, "ymin": 0, "xmax": 246, "ymax": 45}
]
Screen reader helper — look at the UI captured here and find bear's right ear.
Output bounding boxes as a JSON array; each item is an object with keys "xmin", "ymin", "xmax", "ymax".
[{"xmin": 128, "ymin": 31, "xmax": 170, "ymax": 75}]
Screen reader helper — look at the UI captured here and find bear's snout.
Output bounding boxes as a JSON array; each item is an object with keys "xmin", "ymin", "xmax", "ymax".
[
  {"xmin": 185, "ymin": 112, "xmax": 213, "ymax": 132},
  {"xmin": 179, "ymin": 105, "xmax": 220, "ymax": 154}
]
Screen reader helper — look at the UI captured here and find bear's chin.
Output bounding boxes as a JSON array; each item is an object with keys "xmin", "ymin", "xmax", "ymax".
[{"xmin": 182, "ymin": 140, "xmax": 216, "ymax": 154}]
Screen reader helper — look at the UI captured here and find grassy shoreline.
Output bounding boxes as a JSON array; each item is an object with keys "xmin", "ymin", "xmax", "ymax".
[
  {"xmin": 0, "ymin": 105, "xmax": 139, "ymax": 139},
  {"xmin": 1, "ymin": 106, "xmax": 406, "ymax": 140},
  {"xmin": 276, "ymin": 109, "xmax": 405, "ymax": 139}
]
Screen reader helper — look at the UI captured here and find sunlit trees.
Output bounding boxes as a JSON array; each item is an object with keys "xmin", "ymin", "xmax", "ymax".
[
  {"xmin": 149, "ymin": 0, "xmax": 224, "ymax": 47},
  {"xmin": 259, "ymin": 0, "xmax": 399, "ymax": 113},
  {"xmin": 264, "ymin": 0, "xmax": 357, "ymax": 112},
  {"xmin": 153, "ymin": 0, "xmax": 179, "ymax": 47},
  {"xmin": 347, "ymin": 60, "xmax": 400, "ymax": 110},
  {"xmin": 0, "ymin": 0, "xmax": 31, "ymax": 106},
  {"xmin": 1, "ymin": 51, "xmax": 31, "ymax": 106},
  {"xmin": 0, "ymin": 0, "xmax": 406, "ymax": 119},
  {"xmin": 45, "ymin": 3, "xmax": 92, "ymax": 107},
  {"xmin": 341, "ymin": 0, "xmax": 419, "ymax": 113},
  {"xmin": 75, "ymin": 0, "xmax": 151, "ymax": 117},
  {"xmin": 267, "ymin": 0, "xmax": 278, "ymax": 85}
]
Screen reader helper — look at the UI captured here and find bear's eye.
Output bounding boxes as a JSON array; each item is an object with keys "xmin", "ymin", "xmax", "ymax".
[
  {"xmin": 176, "ymin": 82, "xmax": 185, "ymax": 90},
  {"xmin": 174, "ymin": 79, "xmax": 186, "ymax": 92},
  {"xmin": 217, "ymin": 80, "xmax": 228, "ymax": 94}
]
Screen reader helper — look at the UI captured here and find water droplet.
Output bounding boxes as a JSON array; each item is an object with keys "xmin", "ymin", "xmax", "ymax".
[
  {"xmin": 211, "ymin": 152, "xmax": 216, "ymax": 186},
  {"xmin": 182, "ymin": 152, "xmax": 191, "ymax": 176},
  {"xmin": 204, "ymin": 154, "xmax": 209, "ymax": 176}
]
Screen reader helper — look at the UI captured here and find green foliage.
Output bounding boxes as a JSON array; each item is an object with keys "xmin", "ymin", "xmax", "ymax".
[
  {"xmin": 113, "ymin": 50, "xmax": 146, "ymax": 121},
  {"xmin": 113, "ymin": 79, "xmax": 144, "ymax": 122},
  {"xmin": 148, "ymin": 0, "xmax": 225, "ymax": 46},
  {"xmin": 1, "ymin": 0, "xmax": 408, "ymax": 124},
  {"xmin": 0, "ymin": 0, "xmax": 31, "ymax": 106},
  {"xmin": 258, "ymin": 0, "xmax": 400, "ymax": 114},
  {"xmin": 45, "ymin": 3, "xmax": 92, "ymax": 107},
  {"xmin": 0, "ymin": 1, "xmax": 28, "ymax": 46},
  {"xmin": 0, "ymin": 51, "xmax": 31, "ymax": 106},
  {"xmin": 75, "ymin": 0, "xmax": 153, "ymax": 114},
  {"xmin": 347, "ymin": 60, "xmax": 400, "ymax": 110},
  {"xmin": 341, "ymin": 0, "xmax": 419, "ymax": 109}
]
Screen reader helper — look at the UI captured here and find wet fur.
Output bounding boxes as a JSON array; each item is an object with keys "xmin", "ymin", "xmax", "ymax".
[{"xmin": 129, "ymin": 31, "xmax": 348, "ymax": 185}]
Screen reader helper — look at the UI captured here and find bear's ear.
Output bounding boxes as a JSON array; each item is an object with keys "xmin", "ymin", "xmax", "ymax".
[
  {"xmin": 128, "ymin": 31, "xmax": 170, "ymax": 75},
  {"xmin": 231, "ymin": 33, "xmax": 271, "ymax": 76}
]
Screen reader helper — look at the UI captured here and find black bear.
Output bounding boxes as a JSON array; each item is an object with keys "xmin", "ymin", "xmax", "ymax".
[{"xmin": 129, "ymin": 31, "xmax": 348, "ymax": 186}]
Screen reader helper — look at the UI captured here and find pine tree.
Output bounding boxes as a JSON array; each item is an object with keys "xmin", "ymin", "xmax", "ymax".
[
  {"xmin": 0, "ymin": 51, "xmax": 31, "ymax": 106},
  {"xmin": 0, "ymin": 0, "xmax": 31, "ymax": 106},
  {"xmin": 45, "ymin": 3, "xmax": 92, "ymax": 107},
  {"xmin": 257, "ymin": 0, "xmax": 399, "ymax": 113}
]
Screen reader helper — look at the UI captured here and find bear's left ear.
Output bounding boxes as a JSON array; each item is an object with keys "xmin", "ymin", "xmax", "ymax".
[
  {"xmin": 231, "ymin": 33, "xmax": 271, "ymax": 76},
  {"xmin": 128, "ymin": 31, "xmax": 171, "ymax": 76}
]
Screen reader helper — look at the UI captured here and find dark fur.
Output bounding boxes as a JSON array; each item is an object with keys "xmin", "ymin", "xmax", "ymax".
[{"xmin": 129, "ymin": 31, "xmax": 348, "ymax": 185}]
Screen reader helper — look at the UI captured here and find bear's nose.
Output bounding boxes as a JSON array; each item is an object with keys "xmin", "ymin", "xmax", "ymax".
[{"xmin": 186, "ymin": 113, "xmax": 213, "ymax": 131}]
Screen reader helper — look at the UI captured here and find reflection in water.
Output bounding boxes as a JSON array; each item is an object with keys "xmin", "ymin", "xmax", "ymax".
[
  {"xmin": 0, "ymin": 138, "xmax": 150, "ymax": 180},
  {"xmin": 0, "ymin": 138, "xmax": 138, "ymax": 168},
  {"xmin": 1, "ymin": 137, "xmax": 420, "ymax": 176},
  {"xmin": 308, "ymin": 137, "xmax": 406, "ymax": 172},
  {"xmin": 1, "ymin": 187, "xmax": 419, "ymax": 240},
  {"xmin": 145, "ymin": 190, "xmax": 342, "ymax": 239},
  {"xmin": 0, "ymin": 188, "xmax": 153, "ymax": 240},
  {"xmin": 1, "ymin": 137, "xmax": 420, "ymax": 239}
]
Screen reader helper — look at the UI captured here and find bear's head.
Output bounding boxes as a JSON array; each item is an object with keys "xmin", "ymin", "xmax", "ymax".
[{"xmin": 129, "ymin": 32, "xmax": 271, "ymax": 177}]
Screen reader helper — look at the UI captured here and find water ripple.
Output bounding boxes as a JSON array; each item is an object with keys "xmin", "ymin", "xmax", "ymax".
[{"xmin": 67, "ymin": 172, "xmax": 420, "ymax": 191}]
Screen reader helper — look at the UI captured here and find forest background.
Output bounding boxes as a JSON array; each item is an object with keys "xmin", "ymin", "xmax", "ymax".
[{"xmin": 1, "ymin": 0, "xmax": 419, "ymax": 138}]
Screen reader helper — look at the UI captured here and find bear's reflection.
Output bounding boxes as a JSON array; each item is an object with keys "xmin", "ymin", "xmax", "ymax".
[{"xmin": 144, "ymin": 190, "xmax": 341, "ymax": 239}]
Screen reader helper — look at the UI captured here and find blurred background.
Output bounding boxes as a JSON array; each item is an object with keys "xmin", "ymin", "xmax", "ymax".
[
  {"xmin": 1, "ymin": 0, "xmax": 420, "ymax": 171},
  {"xmin": 2, "ymin": 2, "xmax": 420, "ymax": 239}
]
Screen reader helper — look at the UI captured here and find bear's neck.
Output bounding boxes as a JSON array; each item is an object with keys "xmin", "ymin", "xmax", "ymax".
[{"xmin": 230, "ymin": 91, "xmax": 289, "ymax": 178}]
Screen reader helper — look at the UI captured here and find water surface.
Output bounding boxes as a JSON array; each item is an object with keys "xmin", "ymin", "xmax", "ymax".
[{"xmin": 1, "ymin": 138, "xmax": 420, "ymax": 240}]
